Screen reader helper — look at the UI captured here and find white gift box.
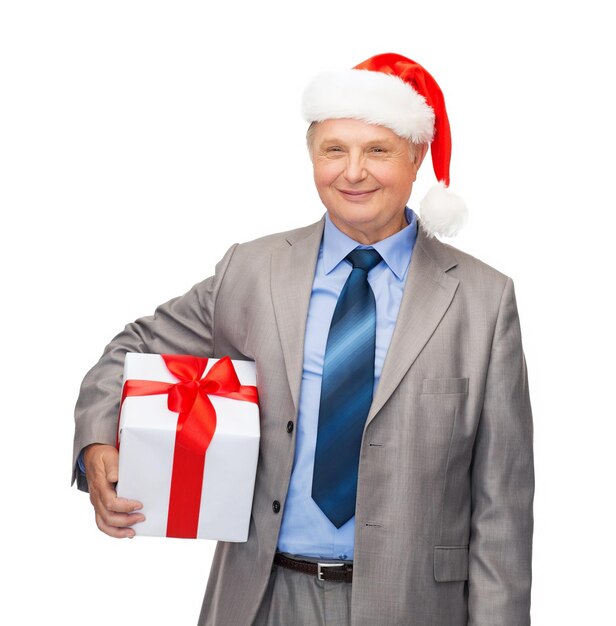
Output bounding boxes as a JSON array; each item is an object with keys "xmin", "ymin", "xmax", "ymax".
[{"xmin": 116, "ymin": 352, "xmax": 260, "ymax": 541}]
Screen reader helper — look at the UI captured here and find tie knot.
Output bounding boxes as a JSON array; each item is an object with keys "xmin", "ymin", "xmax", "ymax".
[{"xmin": 346, "ymin": 248, "xmax": 382, "ymax": 273}]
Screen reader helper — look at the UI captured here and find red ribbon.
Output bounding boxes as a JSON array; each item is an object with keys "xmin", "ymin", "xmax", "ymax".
[{"xmin": 119, "ymin": 354, "xmax": 258, "ymax": 539}]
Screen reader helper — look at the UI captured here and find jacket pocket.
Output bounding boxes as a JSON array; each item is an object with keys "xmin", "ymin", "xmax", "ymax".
[
  {"xmin": 422, "ymin": 377, "xmax": 469, "ymax": 395},
  {"xmin": 433, "ymin": 545, "xmax": 469, "ymax": 582}
]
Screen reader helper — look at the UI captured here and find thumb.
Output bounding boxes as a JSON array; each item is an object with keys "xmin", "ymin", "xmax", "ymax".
[{"xmin": 104, "ymin": 450, "xmax": 119, "ymax": 484}]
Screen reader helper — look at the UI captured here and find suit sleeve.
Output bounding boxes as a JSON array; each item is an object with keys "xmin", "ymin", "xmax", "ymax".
[
  {"xmin": 71, "ymin": 243, "xmax": 238, "ymax": 492},
  {"xmin": 468, "ymin": 276, "xmax": 535, "ymax": 625}
]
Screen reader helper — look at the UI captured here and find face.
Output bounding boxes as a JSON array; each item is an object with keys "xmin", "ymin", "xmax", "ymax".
[{"xmin": 309, "ymin": 118, "xmax": 427, "ymax": 244}]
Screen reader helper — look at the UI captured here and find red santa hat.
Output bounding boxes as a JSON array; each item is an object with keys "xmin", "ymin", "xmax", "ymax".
[{"xmin": 302, "ymin": 53, "xmax": 468, "ymax": 238}]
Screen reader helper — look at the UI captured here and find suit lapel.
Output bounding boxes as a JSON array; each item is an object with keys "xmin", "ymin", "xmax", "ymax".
[
  {"xmin": 270, "ymin": 217, "xmax": 325, "ymax": 413},
  {"xmin": 365, "ymin": 222, "xmax": 460, "ymax": 428},
  {"xmin": 270, "ymin": 216, "xmax": 459, "ymax": 424}
]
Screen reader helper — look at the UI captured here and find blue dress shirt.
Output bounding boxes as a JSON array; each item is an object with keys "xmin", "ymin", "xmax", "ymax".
[{"xmin": 277, "ymin": 208, "xmax": 419, "ymax": 560}]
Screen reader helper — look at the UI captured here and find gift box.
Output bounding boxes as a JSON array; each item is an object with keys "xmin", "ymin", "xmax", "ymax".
[{"xmin": 116, "ymin": 352, "xmax": 260, "ymax": 541}]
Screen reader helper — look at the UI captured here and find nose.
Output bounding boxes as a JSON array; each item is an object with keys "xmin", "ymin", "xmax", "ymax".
[{"xmin": 343, "ymin": 151, "xmax": 367, "ymax": 184}]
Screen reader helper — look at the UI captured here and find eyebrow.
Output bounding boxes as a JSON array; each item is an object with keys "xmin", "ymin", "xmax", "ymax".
[{"xmin": 318, "ymin": 137, "xmax": 396, "ymax": 147}]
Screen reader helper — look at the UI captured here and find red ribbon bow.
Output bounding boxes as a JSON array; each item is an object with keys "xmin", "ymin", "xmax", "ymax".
[{"xmin": 119, "ymin": 354, "xmax": 258, "ymax": 538}]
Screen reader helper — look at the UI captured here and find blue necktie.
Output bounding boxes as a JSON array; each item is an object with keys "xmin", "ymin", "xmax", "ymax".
[{"xmin": 311, "ymin": 247, "xmax": 382, "ymax": 528}]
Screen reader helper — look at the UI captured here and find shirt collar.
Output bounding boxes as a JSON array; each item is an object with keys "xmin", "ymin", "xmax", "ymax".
[{"xmin": 322, "ymin": 207, "xmax": 418, "ymax": 280}]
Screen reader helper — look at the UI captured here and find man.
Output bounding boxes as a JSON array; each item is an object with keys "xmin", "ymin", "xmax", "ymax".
[{"xmin": 73, "ymin": 53, "xmax": 534, "ymax": 625}]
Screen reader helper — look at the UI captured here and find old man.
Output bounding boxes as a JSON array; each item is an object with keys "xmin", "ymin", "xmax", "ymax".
[{"xmin": 73, "ymin": 53, "xmax": 534, "ymax": 625}]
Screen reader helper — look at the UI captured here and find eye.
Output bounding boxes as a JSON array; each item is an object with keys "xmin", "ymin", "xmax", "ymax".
[
  {"xmin": 325, "ymin": 146, "xmax": 343, "ymax": 153},
  {"xmin": 369, "ymin": 147, "xmax": 386, "ymax": 154}
]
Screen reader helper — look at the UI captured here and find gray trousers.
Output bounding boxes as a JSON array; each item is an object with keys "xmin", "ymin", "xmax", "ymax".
[{"xmin": 253, "ymin": 553, "xmax": 353, "ymax": 626}]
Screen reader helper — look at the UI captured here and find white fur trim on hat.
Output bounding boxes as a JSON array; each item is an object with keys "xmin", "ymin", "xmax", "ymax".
[
  {"xmin": 302, "ymin": 69, "xmax": 435, "ymax": 143},
  {"xmin": 419, "ymin": 182, "xmax": 469, "ymax": 238}
]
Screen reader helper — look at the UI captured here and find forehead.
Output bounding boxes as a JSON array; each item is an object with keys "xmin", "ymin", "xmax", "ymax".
[{"xmin": 313, "ymin": 118, "xmax": 402, "ymax": 144}]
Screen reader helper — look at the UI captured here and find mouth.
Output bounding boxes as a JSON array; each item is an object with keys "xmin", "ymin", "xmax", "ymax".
[{"xmin": 337, "ymin": 188, "xmax": 379, "ymax": 201}]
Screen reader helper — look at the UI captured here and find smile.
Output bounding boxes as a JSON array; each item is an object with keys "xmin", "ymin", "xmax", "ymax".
[{"xmin": 337, "ymin": 189, "xmax": 379, "ymax": 201}]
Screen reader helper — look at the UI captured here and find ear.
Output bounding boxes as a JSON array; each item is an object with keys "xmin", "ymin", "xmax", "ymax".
[{"xmin": 416, "ymin": 142, "xmax": 429, "ymax": 168}]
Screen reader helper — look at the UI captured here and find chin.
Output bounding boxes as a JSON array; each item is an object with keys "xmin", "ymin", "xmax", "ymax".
[{"xmin": 335, "ymin": 203, "xmax": 381, "ymax": 223}]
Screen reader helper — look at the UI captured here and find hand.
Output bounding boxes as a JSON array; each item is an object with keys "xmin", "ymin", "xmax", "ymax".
[{"xmin": 83, "ymin": 443, "xmax": 145, "ymax": 538}]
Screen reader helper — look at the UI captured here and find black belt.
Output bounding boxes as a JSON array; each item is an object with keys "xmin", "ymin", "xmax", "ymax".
[{"xmin": 273, "ymin": 552, "xmax": 353, "ymax": 583}]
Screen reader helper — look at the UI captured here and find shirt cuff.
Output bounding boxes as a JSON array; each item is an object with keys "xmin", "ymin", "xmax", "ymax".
[{"xmin": 77, "ymin": 450, "xmax": 87, "ymax": 474}]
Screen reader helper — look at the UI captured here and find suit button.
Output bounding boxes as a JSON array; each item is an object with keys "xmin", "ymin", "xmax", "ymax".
[
  {"xmin": 286, "ymin": 420, "xmax": 294, "ymax": 433},
  {"xmin": 272, "ymin": 500, "xmax": 281, "ymax": 514}
]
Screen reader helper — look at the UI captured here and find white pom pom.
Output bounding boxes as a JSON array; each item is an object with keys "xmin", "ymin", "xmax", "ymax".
[{"xmin": 419, "ymin": 182, "xmax": 469, "ymax": 238}]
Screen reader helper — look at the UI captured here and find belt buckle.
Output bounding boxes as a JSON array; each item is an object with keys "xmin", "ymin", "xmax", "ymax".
[{"xmin": 317, "ymin": 562, "xmax": 345, "ymax": 581}]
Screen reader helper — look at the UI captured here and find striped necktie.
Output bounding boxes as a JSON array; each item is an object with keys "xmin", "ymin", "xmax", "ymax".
[{"xmin": 311, "ymin": 247, "xmax": 382, "ymax": 528}]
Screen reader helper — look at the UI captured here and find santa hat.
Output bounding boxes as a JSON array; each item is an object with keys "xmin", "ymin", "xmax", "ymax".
[{"xmin": 302, "ymin": 53, "xmax": 468, "ymax": 238}]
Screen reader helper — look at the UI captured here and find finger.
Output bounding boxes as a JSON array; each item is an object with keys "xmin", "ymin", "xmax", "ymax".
[
  {"xmin": 95, "ymin": 513, "xmax": 138, "ymax": 539},
  {"xmin": 91, "ymin": 492, "xmax": 145, "ymax": 530},
  {"xmin": 100, "ymin": 492, "xmax": 144, "ymax": 514},
  {"xmin": 97, "ymin": 450, "xmax": 143, "ymax": 511},
  {"xmin": 97, "ymin": 509, "xmax": 146, "ymax": 529},
  {"xmin": 88, "ymin": 469, "xmax": 143, "ymax": 513},
  {"xmin": 103, "ymin": 453, "xmax": 119, "ymax": 484}
]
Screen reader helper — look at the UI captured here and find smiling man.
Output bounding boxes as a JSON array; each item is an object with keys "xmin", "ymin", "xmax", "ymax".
[
  {"xmin": 310, "ymin": 118, "xmax": 429, "ymax": 244},
  {"xmin": 73, "ymin": 53, "xmax": 534, "ymax": 625}
]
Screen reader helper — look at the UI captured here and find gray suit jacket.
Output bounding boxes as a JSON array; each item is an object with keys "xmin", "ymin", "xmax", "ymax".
[{"xmin": 73, "ymin": 216, "xmax": 534, "ymax": 625}]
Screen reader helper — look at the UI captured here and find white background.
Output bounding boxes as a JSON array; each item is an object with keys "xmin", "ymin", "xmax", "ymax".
[{"xmin": 1, "ymin": 1, "xmax": 614, "ymax": 624}]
